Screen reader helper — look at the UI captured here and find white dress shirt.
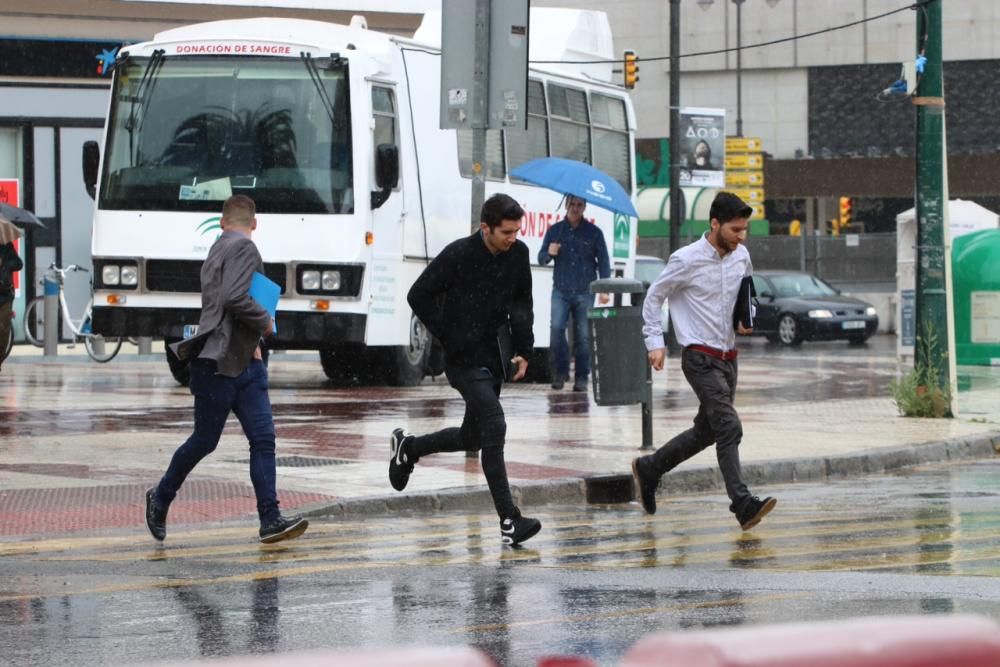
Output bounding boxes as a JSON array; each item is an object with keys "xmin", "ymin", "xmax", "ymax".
[{"xmin": 642, "ymin": 233, "xmax": 752, "ymax": 352}]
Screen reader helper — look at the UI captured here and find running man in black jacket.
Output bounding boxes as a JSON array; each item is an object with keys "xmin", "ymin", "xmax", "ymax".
[{"xmin": 388, "ymin": 193, "xmax": 541, "ymax": 546}]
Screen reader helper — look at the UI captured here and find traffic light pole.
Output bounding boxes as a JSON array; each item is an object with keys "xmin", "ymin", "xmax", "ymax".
[{"xmin": 913, "ymin": 0, "xmax": 955, "ymax": 414}]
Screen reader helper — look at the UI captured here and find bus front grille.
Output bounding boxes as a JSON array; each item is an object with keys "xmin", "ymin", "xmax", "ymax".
[{"xmin": 145, "ymin": 260, "xmax": 287, "ymax": 294}]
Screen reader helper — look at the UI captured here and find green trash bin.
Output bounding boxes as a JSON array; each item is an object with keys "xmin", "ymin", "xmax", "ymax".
[{"xmin": 588, "ymin": 278, "xmax": 649, "ymax": 406}]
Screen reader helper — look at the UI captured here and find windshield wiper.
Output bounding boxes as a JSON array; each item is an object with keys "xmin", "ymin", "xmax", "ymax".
[
  {"xmin": 300, "ymin": 52, "xmax": 340, "ymax": 126},
  {"xmin": 124, "ymin": 49, "xmax": 166, "ymax": 166}
]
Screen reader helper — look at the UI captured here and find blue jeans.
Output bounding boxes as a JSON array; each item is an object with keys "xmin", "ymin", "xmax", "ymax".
[
  {"xmin": 550, "ymin": 288, "xmax": 592, "ymax": 380},
  {"xmin": 155, "ymin": 358, "xmax": 279, "ymax": 525}
]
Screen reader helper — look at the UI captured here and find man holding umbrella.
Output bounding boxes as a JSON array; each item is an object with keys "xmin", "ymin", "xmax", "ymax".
[{"xmin": 538, "ymin": 195, "xmax": 611, "ymax": 391}]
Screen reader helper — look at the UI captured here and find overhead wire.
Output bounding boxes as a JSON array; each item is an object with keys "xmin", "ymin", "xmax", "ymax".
[{"xmin": 528, "ymin": 0, "xmax": 938, "ymax": 66}]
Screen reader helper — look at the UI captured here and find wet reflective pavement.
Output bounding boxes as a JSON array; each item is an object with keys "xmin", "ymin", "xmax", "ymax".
[
  {"xmin": 1, "ymin": 335, "xmax": 999, "ymax": 538},
  {"xmin": 2, "ymin": 461, "xmax": 1000, "ymax": 666}
]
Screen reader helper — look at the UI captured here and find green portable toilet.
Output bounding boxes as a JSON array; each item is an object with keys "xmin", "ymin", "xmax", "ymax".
[{"xmin": 952, "ymin": 229, "xmax": 1000, "ymax": 365}]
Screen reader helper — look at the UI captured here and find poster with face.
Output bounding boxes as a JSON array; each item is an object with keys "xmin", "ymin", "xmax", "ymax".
[{"xmin": 678, "ymin": 107, "xmax": 725, "ymax": 187}]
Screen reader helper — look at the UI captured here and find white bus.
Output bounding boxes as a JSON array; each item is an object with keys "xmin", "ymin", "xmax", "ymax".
[{"xmin": 84, "ymin": 11, "xmax": 638, "ymax": 385}]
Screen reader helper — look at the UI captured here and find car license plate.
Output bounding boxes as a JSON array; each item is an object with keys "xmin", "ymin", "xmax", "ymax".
[
  {"xmin": 183, "ymin": 324, "xmax": 200, "ymax": 339},
  {"xmin": 841, "ymin": 320, "xmax": 865, "ymax": 330}
]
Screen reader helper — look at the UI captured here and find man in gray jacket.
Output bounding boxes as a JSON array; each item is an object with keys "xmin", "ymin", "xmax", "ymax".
[{"xmin": 145, "ymin": 194, "xmax": 308, "ymax": 544}]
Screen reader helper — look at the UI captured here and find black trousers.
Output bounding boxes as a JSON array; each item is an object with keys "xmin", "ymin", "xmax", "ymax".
[
  {"xmin": 409, "ymin": 364, "xmax": 517, "ymax": 519},
  {"xmin": 646, "ymin": 347, "xmax": 750, "ymax": 509}
]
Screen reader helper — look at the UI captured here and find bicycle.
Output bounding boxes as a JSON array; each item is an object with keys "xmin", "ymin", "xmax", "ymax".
[{"xmin": 22, "ymin": 264, "xmax": 122, "ymax": 363}]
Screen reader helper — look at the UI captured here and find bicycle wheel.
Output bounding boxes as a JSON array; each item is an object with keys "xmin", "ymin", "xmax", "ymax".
[
  {"xmin": 22, "ymin": 297, "xmax": 45, "ymax": 347},
  {"xmin": 85, "ymin": 334, "xmax": 122, "ymax": 363}
]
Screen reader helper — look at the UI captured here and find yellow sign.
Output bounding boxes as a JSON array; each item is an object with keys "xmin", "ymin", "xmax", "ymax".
[
  {"xmin": 749, "ymin": 203, "xmax": 765, "ymax": 219},
  {"xmin": 725, "ymin": 136, "xmax": 762, "ymax": 153},
  {"xmin": 724, "ymin": 154, "xmax": 763, "ymax": 170},
  {"xmin": 730, "ymin": 188, "xmax": 765, "ymax": 203},
  {"xmin": 725, "ymin": 171, "xmax": 764, "ymax": 187}
]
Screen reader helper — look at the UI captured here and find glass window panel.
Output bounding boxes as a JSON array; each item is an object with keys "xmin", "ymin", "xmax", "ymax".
[
  {"xmin": 548, "ymin": 84, "xmax": 589, "ymax": 123},
  {"xmin": 591, "ymin": 93, "xmax": 627, "ymax": 130},
  {"xmin": 527, "ymin": 80, "xmax": 545, "ymax": 115},
  {"xmin": 372, "ymin": 87, "xmax": 395, "ymax": 114},
  {"xmin": 506, "ymin": 116, "xmax": 548, "ymax": 182},
  {"xmin": 551, "ymin": 119, "xmax": 590, "ymax": 164},
  {"xmin": 99, "ymin": 56, "xmax": 354, "ymax": 214},
  {"xmin": 593, "ymin": 128, "xmax": 630, "ymax": 190},
  {"xmin": 457, "ymin": 129, "xmax": 505, "ymax": 181}
]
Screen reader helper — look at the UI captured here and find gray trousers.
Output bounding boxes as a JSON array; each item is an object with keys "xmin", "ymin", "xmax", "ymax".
[{"xmin": 647, "ymin": 347, "xmax": 750, "ymax": 508}]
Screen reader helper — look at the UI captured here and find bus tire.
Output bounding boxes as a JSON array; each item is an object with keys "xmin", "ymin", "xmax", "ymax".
[
  {"xmin": 320, "ymin": 344, "xmax": 372, "ymax": 385},
  {"xmin": 165, "ymin": 338, "xmax": 191, "ymax": 386}
]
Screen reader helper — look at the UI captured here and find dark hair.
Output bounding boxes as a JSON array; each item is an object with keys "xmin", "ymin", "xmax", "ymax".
[
  {"xmin": 710, "ymin": 191, "xmax": 753, "ymax": 224},
  {"xmin": 222, "ymin": 194, "xmax": 256, "ymax": 227},
  {"xmin": 480, "ymin": 193, "xmax": 525, "ymax": 230}
]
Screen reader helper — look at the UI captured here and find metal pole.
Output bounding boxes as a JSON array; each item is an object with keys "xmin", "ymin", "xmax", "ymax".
[
  {"xmin": 138, "ymin": 336, "xmax": 153, "ymax": 355},
  {"xmin": 668, "ymin": 0, "xmax": 682, "ymax": 256},
  {"xmin": 43, "ymin": 270, "xmax": 59, "ymax": 357},
  {"xmin": 914, "ymin": 0, "xmax": 952, "ymax": 412},
  {"xmin": 469, "ymin": 0, "xmax": 490, "ymax": 234},
  {"xmin": 735, "ymin": 0, "xmax": 744, "ymax": 137},
  {"xmin": 468, "ymin": 0, "xmax": 490, "ymax": 457},
  {"xmin": 637, "ymin": 289, "xmax": 653, "ymax": 450}
]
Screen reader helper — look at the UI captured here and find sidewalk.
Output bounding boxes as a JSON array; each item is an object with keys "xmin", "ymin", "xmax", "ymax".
[{"xmin": 1, "ymin": 336, "xmax": 998, "ymax": 538}]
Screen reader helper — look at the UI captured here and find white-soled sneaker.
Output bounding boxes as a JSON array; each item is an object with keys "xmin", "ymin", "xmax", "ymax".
[
  {"xmin": 389, "ymin": 427, "xmax": 415, "ymax": 491},
  {"xmin": 500, "ymin": 514, "xmax": 541, "ymax": 546}
]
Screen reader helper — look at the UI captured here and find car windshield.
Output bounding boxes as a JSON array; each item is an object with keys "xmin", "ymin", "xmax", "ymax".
[
  {"xmin": 634, "ymin": 258, "xmax": 666, "ymax": 284},
  {"xmin": 767, "ymin": 274, "xmax": 839, "ymax": 298},
  {"xmin": 100, "ymin": 55, "xmax": 353, "ymax": 214}
]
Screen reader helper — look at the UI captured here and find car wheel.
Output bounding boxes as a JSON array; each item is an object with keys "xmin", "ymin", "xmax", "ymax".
[{"xmin": 777, "ymin": 314, "xmax": 803, "ymax": 347}]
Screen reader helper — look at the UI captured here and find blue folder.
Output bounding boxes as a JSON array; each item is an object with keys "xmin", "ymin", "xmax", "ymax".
[{"xmin": 249, "ymin": 271, "xmax": 280, "ymax": 333}]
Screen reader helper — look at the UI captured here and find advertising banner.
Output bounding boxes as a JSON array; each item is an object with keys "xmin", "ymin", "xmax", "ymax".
[{"xmin": 679, "ymin": 107, "xmax": 725, "ymax": 188}]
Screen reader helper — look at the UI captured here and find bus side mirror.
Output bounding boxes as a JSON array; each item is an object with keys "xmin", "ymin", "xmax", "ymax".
[
  {"xmin": 83, "ymin": 141, "xmax": 100, "ymax": 200},
  {"xmin": 371, "ymin": 143, "xmax": 399, "ymax": 210}
]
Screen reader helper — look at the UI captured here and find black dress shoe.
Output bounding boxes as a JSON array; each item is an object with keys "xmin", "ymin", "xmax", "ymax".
[
  {"xmin": 145, "ymin": 487, "xmax": 168, "ymax": 541},
  {"xmin": 631, "ymin": 457, "xmax": 659, "ymax": 515},
  {"xmin": 260, "ymin": 515, "xmax": 309, "ymax": 544},
  {"xmin": 735, "ymin": 495, "xmax": 777, "ymax": 530}
]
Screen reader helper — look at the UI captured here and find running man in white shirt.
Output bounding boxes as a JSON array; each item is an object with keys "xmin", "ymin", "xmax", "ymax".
[{"xmin": 631, "ymin": 192, "xmax": 776, "ymax": 531}]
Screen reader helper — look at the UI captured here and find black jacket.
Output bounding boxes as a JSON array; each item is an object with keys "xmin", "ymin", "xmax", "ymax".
[
  {"xmin": 408, "ymin": 232, "xmax": 533, "ymax": 372},
  {"xmin": 0, "ymin": 243, "xmax": 23, "ymax": 305}
]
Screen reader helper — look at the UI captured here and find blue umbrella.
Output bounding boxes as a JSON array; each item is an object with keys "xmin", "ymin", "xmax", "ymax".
[{"xmin": 510, "ymin": 157, "xmax": 637, "ymax": 218}]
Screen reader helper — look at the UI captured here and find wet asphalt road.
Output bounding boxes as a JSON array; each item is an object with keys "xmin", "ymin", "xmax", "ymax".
[{"xmin": 3, "ymin": 459, "xmax": 1000, "ymax": 667}]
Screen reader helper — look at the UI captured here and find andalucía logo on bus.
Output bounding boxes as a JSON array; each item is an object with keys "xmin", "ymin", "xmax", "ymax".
[{"xmin": 197, "ymin": 216, "xmax": 222, "ymax": 238}]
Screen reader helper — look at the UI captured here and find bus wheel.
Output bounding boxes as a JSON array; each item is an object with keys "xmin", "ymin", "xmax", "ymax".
[
  {"xmin": 381, "ymin": 314, "xmax": 431, "ymax": 386},
  {"xmin": 165, "ymin": 338, "xmax": 191, "ymax": 386},
  {"xmin": 320, "ymin": 345, "xmax": 372, "ymax": 385}
]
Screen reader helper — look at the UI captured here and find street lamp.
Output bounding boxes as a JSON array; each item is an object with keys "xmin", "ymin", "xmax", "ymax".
[{"xmin": 698, "ymin": 0, "xmax": 781, "ymax": 137}]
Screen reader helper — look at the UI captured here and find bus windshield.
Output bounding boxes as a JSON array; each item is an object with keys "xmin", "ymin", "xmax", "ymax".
[{"xmin": 100, "ymin": 55, "xmax": 353, "ymax": 214}]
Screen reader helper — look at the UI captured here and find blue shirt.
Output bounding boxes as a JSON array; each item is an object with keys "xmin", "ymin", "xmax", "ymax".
[{"xmin": 538, "ymin": 218, "xmax": 611, "ymax": 294}]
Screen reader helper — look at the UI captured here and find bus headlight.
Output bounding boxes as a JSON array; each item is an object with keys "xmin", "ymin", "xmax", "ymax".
[
  {"xmin": 102, "ymin": 265, "xmax": 121, "ymax": 285},
  {"xmin": 120, "ymin": 265, "xmax": 139, "ymax": 286},
  {"xmin": 321, "ymin": 270, "xmax": 341, "ymax": 291},
  {"xmin": 301, "ymin": 270, "xmax": 321, "ymax": 291}
]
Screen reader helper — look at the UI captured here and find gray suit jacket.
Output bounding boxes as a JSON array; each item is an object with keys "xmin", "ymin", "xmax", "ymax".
[{"xmin": 169, "ymin": 230, "xmax": 271, "ymax": 377}]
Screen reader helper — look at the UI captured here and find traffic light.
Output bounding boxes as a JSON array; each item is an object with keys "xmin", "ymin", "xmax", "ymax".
[
  {"xmin": 838, "ymin": 196, "xmax": 852, "ymax": 233},
  {"xmin": 624, "ymin": 50, "xmax": 639, "ymax": 89}
]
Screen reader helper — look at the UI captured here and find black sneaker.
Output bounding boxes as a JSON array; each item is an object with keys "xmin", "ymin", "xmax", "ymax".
[
  {"xmin": 550, "ymin": 378, "xmax": 565, "ymax": 390},
  {"xmin": 500, "ymin": 514, "xmax": 541, "ymax": 546},
  {"xmin": 389, "ymin": 427, "xmax": 415, "ymax": 491},
  {"xmin": 572, "ymin": 378, "xmax": 588, "ymax": 392},
  {"xmin": 631, "ymin": 457, "xmax": 659, "ymax": 515},
  {"xmin": 259, "ymin": 515, "xmax": 309, "ymax": 544},
  {"xmin": 145, "ymin": 487, "xmax": 168, "ymax": 541},
  {"xmin": 735, "ymin": 495, "xmax": 777, "ymax": 531}
]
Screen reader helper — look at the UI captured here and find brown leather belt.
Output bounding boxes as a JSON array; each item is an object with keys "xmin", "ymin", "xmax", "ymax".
[{"xmin": 686, "ymin": 344, "xmax": 738, "ymax": 361}]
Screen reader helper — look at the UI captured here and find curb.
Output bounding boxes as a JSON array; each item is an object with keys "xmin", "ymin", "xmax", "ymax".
[{"xmin": 297, "ymin": 431, "xmax": 1000, "ymax": 519}]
